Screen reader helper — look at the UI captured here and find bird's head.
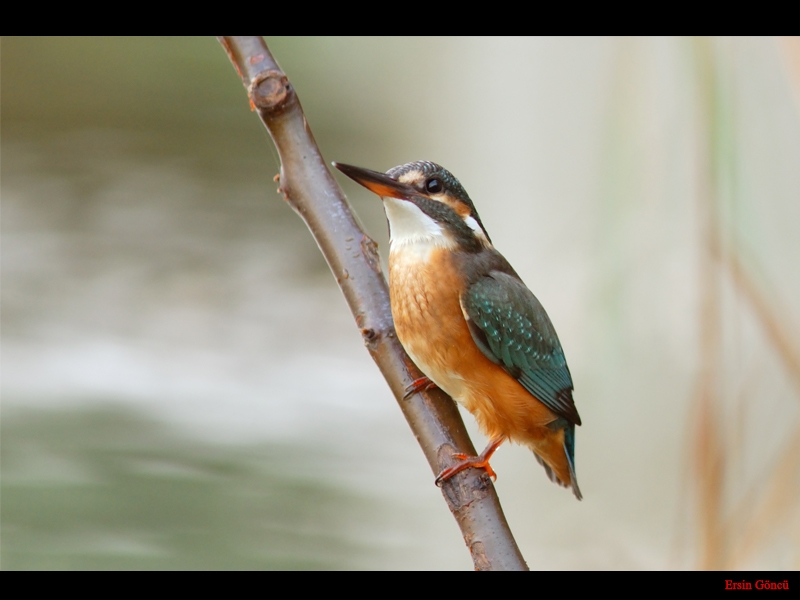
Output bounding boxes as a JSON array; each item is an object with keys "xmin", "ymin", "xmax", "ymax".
[{"xmin": 334, "ymin": 160, "xmax": 492, "ymax": 253}]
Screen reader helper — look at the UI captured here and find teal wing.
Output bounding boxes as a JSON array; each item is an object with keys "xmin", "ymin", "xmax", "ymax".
[{"xmin": 461, "ymin": 271, "xmax": 581, "ymax": 426}]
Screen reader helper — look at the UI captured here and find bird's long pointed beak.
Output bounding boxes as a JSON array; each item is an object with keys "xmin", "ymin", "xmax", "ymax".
[{"xmin": 333, "ymin": 162, "xmax": 415, "ymax": 200}]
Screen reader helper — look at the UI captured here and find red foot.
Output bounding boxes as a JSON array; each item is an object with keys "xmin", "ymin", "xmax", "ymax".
[
  {"xmin": 435, "ymin": 438, "xmax": 505, "ymax": 486},
  {"xmin": 403, "ymin": 376, "xmax": 437, "ymax": 399}
]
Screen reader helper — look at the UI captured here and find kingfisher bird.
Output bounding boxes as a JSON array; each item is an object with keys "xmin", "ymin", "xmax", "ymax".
[{"xmin": 334, "ymin": 160, "xmax": 582, "ymax": 500}]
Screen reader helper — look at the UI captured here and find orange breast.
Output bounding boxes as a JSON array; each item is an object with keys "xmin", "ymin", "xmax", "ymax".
[{"xmin": 388, "ymin": 246, "xmax": 558, "ymax": 446}]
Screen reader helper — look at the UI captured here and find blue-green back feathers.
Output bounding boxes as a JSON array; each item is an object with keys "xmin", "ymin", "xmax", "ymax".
[{"xmin": 461, "ymin": 271, "xmax": 581, "ymax": 426}]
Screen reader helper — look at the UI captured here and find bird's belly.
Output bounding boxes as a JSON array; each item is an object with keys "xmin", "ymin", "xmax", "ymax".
[
  {"xmin": 389, "ymin": 248, "xmax": 472, "ymax": 399},
  {"xmin": 389, "ymin": 247, "xmax": 557, "ymax": 441}
]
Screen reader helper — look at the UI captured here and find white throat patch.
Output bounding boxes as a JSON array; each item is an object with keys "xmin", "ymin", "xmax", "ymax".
[{"xmin": 383, "ymin": 198, "xmax": 455, "ymax": 253}]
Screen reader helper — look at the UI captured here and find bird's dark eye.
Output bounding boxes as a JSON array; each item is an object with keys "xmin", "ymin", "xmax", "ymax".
[{"xmin": 425, "ymin": 178, "xmax": 444, "ymax": 194}]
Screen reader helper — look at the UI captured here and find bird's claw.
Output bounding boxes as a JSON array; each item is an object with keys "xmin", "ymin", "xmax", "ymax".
[
  {"xmin": 434, "ymin": 455, "xmax": 498, "ymax": 486},
  {"xmin": 403, "ymin": 376, "xmax": 437, "ymax": 399},
  {"xmin": 434, "ymin": 438, "xmax": 504, "ymax": 486}
]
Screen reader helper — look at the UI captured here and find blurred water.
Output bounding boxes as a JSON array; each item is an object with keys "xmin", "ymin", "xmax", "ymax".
[{"xmin": 3, "ymin": 131, "xmax": 374, "ymax": 438}]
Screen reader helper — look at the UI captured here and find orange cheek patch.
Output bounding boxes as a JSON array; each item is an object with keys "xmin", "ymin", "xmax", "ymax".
[{"xmin": 443, "ymin": 197, "xmax": 472, "ymax": 218}]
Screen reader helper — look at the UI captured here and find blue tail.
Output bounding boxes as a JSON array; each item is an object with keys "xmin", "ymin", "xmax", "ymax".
[
  {"xmin": 563, "ymin": 424, "xmax": 582, "ymax": 500},
  {"xmin": 535, "ymin": 419, "xmax": 582, "ymax": 500}
]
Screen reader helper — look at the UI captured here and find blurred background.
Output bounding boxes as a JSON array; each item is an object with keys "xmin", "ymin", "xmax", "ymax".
[{"xmin": 2, "ymin": 37, "xmax": 799, "ymax": 570}]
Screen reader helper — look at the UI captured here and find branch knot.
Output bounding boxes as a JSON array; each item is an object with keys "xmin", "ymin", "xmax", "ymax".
[{"xmin": 249, "ymin": 70, "xmax": 293, "ymax": 114}]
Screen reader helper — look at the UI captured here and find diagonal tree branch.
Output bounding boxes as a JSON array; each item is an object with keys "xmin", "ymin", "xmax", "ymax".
[{"xmin": 217, "ymin": 36, "xmax": 527, "ymax": 570}]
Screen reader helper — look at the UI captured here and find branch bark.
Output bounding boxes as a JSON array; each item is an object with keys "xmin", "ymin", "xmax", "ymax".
[{"xmin": 217, "ymin": 36, "xmax": 527, "ymax": 570}]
